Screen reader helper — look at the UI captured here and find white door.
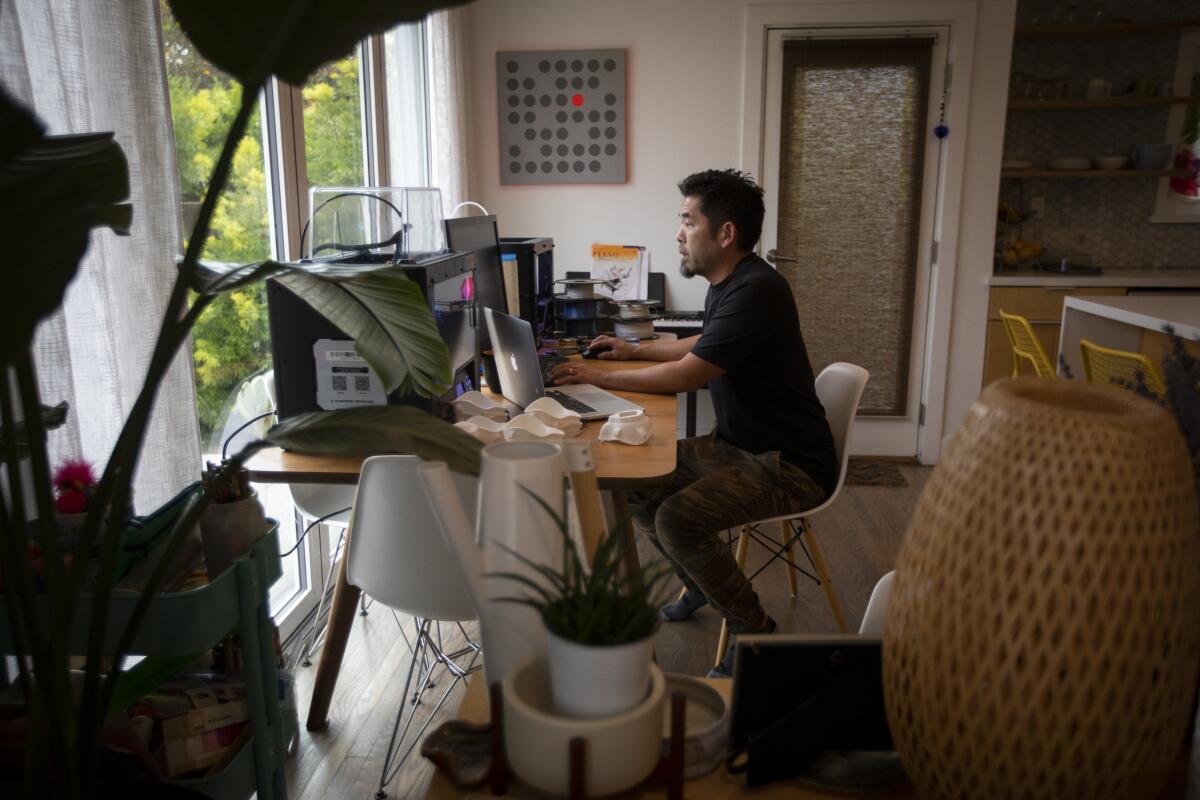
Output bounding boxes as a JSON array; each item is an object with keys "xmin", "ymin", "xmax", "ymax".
[{"xmin": 759, "ymin": 27, "xmax": 949, "ymax": 458}]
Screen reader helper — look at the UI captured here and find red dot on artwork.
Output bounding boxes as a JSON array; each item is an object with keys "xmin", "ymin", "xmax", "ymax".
[{"xmin": 571, "ymin": 93, "xmax": 584, "ymax": 107}]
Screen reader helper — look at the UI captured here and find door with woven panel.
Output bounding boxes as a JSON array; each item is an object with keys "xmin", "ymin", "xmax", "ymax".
[{"xmin": 760, "ymin": 29, "xmax": 948, "ymax": 457}]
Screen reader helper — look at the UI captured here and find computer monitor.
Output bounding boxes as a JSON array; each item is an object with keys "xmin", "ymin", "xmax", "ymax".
[{"xmin": 445, "ymin": 215, "xmax": 506, "ymax": 349}]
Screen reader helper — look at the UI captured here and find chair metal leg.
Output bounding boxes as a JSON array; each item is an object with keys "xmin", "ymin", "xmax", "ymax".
[
  {"xmin": 376, "ymin": 618, "xmax": 430, "ymax": 799},
  {"xmin": 779, "ymin": 521, "xmax": 799, "ymax": 598},
  {"xmin": 298, "ymin": 528, "xmax": 347, "ymax": 668},
  {"xmin": 802, "ymin": 518, "xmax": 848, "ymax": 633},
  {"xmin": 374, "ymin": 619, "xmax": 482, "ymax": 798},
  {"xmin": 714, "ymin": 527, "xmax": 752, "ymax": 668}
]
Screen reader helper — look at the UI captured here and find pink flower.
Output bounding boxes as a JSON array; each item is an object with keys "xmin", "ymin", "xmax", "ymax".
[
  {"xmin": 53, "ymin": 457, "xmax": 96, "ymax": 493},
  {"xmin": 56, "ymin": 489, "xmax": 87, "ymax": 514},
  {"xmin": 1170, "ymin": 148, "xmax": 1200, "ymax": 197},
  {"xmin": 53, "ymin": 457, "xmax": 96, "ymax": 513}
]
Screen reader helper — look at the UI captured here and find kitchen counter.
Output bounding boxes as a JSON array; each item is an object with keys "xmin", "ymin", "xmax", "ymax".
[
  {"xmin": 989, "ymin": 267, "xmax": 1200, "ymax": 288},
  {"xmin": 1057, "ymin": 294, "xmax": 1200, "ymax": 378}
]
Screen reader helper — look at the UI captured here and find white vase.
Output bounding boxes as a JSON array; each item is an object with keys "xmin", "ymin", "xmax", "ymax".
[
  {"xmin": 477, "ymin": 441, "xmax": 566, "ymax": 687},
  {"xmin": 199, "ymin": 491, "xmax": 267, "ymax": 580},
  {"xmin": 545, "ymin": 628, "xmax": 655, "ymax": 718}
]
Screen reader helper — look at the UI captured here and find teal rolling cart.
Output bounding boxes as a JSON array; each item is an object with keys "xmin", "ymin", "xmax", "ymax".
[{"xmin": 0, "ymin": 521, "xmax": 287, "ymax": 799}]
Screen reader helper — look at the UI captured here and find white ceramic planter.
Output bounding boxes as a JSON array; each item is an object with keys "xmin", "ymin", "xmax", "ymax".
[
  {"xmin": 199, "ymin": 491, "xmax": 267, "ymax": 580},
  {"xmin": 545, "ymin": 627, "xmax": 656, "ymax": 718},
  {"xmin": 503, "ymin": 657, "xmax": 665, "ymax": 797},
  {"xmin": 477, "ymin": 441, "xmax": 566, "ymax": 687}
]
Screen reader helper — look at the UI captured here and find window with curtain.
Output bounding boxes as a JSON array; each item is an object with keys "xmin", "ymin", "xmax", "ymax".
[{"xmin": 158, "ymin": 1, "xmax": 434, "ymax": 634}]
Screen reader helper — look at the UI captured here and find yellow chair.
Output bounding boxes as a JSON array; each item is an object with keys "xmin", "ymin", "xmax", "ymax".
[
  {"xmin": 1079, "ymin": 338, "xmax": 1166, "ymax": 398},
  {"xmin": 999, "ymin": 309, "xmax": 1056, "ymax": 377}
]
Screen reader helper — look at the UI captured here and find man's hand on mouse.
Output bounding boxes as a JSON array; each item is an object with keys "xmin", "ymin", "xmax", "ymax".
[
  {"xmin": 586, "ymin": 335, "xmax": 638, "ymax": 360},
  {"xmin": 548, "ymin": 361, "xmax": 607, "ymax": 387}
]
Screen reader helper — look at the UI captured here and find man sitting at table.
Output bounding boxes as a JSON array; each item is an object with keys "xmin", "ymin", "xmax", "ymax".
[{"xmin": 549, "ymin": 168, "xmax": 836, "ymax": 677}]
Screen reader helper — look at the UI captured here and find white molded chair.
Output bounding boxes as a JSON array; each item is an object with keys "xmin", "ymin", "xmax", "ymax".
[
  {"xmin": 346, "ymin": 455, "xmax": 483, "ymax": 799},
  {"xmin": 714, "ymin": 362, "xmax": 869, "ymax": 666},
  {"xmin": 858, "ymin": 570, "xmax": 895, "ymax": 636}
]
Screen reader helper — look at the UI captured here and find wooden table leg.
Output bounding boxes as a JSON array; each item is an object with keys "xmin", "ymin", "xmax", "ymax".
[
  {"xmin": 306, "ymin": 518, "xmax": 361, "ymax": 731},
  {"xmin": 608, "ymin": 491, "xmax": 643, "ymax": 590}
]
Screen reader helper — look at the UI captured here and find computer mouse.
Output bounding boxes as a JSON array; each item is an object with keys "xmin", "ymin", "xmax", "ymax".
[{"xmin": 581, "ymin": 347, "xmax": 600, "ymax": 359}]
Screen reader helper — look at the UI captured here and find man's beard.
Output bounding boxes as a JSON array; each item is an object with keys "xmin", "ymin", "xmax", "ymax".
[{"xmin": 679, "ymin": 258, "xmax": 696, "ymax": 278}]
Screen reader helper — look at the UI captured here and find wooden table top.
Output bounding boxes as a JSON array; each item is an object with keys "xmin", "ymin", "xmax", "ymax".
[{"xmin": 244, "ymin": 358, "xmax": 678, "ymax": 489}]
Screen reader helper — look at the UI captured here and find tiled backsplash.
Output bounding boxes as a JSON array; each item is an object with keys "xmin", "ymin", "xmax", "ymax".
[{"xmin": 999, "ymin": 0, "xmax": 1200, "ymax": 269}]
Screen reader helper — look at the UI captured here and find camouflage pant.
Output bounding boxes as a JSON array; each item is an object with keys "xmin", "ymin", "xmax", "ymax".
[{"xmin": 629, "ymin": 433, "xmax": 828, "ymax": 631}]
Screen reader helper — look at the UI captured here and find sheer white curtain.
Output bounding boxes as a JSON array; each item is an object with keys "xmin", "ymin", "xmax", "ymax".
[
  {"xmin": 425, "ymin": 7, "xmax": 472, "ymax": 216},
  {"xmin": 0, "ymin": 0, "xmax": 200, "ymax": 511}
]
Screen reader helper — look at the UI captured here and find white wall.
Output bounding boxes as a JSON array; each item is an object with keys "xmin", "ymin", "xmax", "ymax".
[
  {"xmin": 463, "ymin": 0, "xmax": 1015, "ymax": 460},
  {"xmin": 465, "ymin": 0, "xmax": 746, "ymax": 311}
]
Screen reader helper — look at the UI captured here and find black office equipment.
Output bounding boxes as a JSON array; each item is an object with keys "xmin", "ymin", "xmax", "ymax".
[
  {"xmin": 728, "ymin": 635, "xmax": 893, "ymax": 788},
  {"xmin": 444, "ymin": 215, "xmax": 506, "ymax": 350},
  {"xmin": 267, "ymin": 250, "xmax": 475, "ymax": 420},
  {"xmin": 499, "ymin": 236, "xmax": 554, "ymax": 333}
]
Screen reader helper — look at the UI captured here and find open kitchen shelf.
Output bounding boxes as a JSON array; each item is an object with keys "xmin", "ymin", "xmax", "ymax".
[
  {"xmin": 1008, "ymin": 97, "xmax": 1195, "ymax": 110},
  {"xmin": 1001, "ymin": 169, "xmax": 1180, "ymax": 178},
  {"xmin": 1014, "ymin": 20, "xmax": 1200, "ymax": 40}
]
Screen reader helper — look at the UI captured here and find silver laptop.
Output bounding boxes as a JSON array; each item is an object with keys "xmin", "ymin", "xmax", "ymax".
[{"xmin": 484, "ymin": 308, "xmax": 642, "ymax": 421}]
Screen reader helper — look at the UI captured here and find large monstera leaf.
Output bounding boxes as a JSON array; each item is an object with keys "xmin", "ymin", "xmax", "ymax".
[
  {"xmin": 195, "ymin": 259, "xmax": 453, "ymax": 398},
  {"xmin": 167, "ymin": 0, "xmax": 473, "ymax": 86},
  {"xmin": 0, "ymin": 87, "xmax": 131, "ymax": 366},
  {"xmin": 265, "ymin": 406, "xmax": 483, "ymax": 476}
]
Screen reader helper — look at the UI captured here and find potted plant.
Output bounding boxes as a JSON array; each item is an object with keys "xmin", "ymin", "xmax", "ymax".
[
  {"xmin": 0, "ymin": 1, "xmax": 474, "ymax": 796},
  {"xmin": 494, "ymin": 494, "xmax": 672, "ymax": 718},
  {"xmin": 197, "ymin": 460, "xmax": 266, "ymax": 580},
  {"xmin": 52, "ymin": 457, "xmax": 98, "ymax": 545}
]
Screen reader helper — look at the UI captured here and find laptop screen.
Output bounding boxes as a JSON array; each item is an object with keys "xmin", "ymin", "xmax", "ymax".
[{"xmin": 483, "ymin": 308, "xmax": 545, "ymax": 408}]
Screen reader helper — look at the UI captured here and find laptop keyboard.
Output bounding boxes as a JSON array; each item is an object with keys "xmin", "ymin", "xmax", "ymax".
[{"xmin": 545, "ymin": 389, "xmax": 597, "ymax": 415}]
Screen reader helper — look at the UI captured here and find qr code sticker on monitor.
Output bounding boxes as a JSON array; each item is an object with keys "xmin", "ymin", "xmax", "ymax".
[
  {"xmin": 354, "ymin": 375, "xmax": 370, "ymax": 392},
  {"xmin": 496, "ymin": 49, "xmax": 626, "ymax": 185},
  {"xmin": 332, "ymin": 376, "xmax": 347, "ymax": 391}
]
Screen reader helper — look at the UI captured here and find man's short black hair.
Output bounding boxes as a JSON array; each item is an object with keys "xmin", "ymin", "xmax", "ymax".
[{"xmin": 677, "ymin": 169, "xmax": 765, "ymax": 251}]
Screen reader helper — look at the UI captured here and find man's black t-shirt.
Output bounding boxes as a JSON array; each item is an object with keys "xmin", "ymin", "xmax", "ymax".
[{"xmin": 690, "ymin": 254, "xmax": 837, "ymax": 494}]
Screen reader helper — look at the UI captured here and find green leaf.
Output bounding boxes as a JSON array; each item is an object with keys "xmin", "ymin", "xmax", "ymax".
[
  {"xmin": 0, "ymin": 90, "xmax": 131, "ymax": 366},
  {"xmin": 275, "ymin": 269, "xmax": 452, "ymax": 397},
  {"xmin": 167, "ymin": 0, "xmax": 473, "ymax": 86},
  {"xmin": 264, "ymin": 405, "xmax": 483, "ymax": 476},
  {"xmin": 0, "ymin": 402, "xmax": 69, "ymax": 461}
]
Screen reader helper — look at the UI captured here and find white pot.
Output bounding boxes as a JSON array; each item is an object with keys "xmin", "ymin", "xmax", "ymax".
[
  {"xmin": 503, "ymin": 657, "xmax": 665, "ymax": 797},
  {"xmin": 545, "ymin": 627, "xmax": 656, "ymax": 718},
  {"xmin": 199, "ymin": 491, "xmax": 267, "ymax": 580},
  {"xmin": 477, "ymin": 441, "xmax": 566, "ymax": 687}
]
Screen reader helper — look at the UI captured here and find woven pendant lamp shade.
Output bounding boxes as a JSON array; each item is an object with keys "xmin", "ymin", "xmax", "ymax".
[{"xmin": 884, "ymin": 378, "xmax": 1200, "ymax": 800}]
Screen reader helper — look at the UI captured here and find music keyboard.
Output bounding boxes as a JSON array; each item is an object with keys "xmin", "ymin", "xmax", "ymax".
[{"xmin": 654, "ymin": 311, "xmax": 703, "ymax": 335}]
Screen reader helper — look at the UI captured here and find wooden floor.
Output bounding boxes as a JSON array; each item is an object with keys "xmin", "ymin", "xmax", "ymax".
[{"xmin": 284, "ymin": 463, "xmax": 932, "ymax": 799}]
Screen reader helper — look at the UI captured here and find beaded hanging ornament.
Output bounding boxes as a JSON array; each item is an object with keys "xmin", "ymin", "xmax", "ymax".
[{"xmin": 934, "ymin": 82, "xmax": 949, "ymax": 138}]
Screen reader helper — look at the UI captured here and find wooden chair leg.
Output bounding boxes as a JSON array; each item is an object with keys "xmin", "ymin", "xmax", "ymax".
[
  {"xmin": 802, "ymin": 518, "xmax": 848, "ymax": 633},
  {"xmin": 714, "ymin": 527, "xmax": 752, "ymax": 667},
  {"xmin": 779, "ymin": 521, "xmax": 798, "ymax": 597}
]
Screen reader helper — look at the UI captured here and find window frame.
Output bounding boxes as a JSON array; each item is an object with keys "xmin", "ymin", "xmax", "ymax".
[{"xmin": 225, "ymin": 28, "xmax": 430, "ymax": 640}]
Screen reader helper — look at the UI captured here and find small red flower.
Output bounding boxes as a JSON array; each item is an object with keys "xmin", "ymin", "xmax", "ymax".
[
  {"xmin": 53, "ymin": 457, "xmax": 95, "ymax": 491},
  {"xmin": 53, "ymin": 457, "xmax": 96, "ymax": 514},
  {"xmin": 1170, "ymin": 148, "xmax": 1200, "ymax": 197},
  {"xmin": 56, "ymin": 489, "xmax": 88, "ymax": 514}
]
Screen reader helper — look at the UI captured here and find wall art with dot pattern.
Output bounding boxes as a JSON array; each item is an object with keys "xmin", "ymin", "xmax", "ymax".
[{"xmin": 496, "ymin": 49, "xmax": 626, "ymax": 185}]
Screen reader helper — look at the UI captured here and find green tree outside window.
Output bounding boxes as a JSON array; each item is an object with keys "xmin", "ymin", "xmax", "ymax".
[{"xmin": 161, "ymin": 1, "xmax": 365, "ymax": 446}]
